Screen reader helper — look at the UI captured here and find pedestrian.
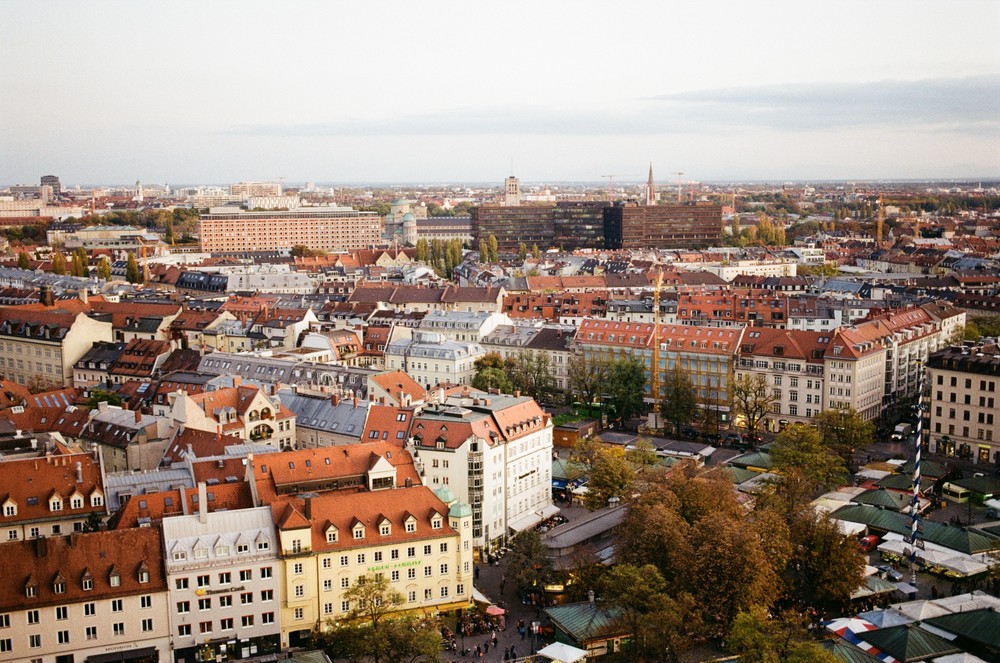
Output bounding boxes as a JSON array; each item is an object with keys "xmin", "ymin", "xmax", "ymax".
[
  {"xmin": 510, "ymin": 644, "xmax": 516, "ymax": 659},
  {"xmin": 484, "ymin": 640, "xmax": 489, "ymax": 654},
  {"xmin": 493, "ymin": 634, "xmax": 498, "ymax": 647},
  {"xmin": 504, "ymin": 645, "xmax": 511, "ymax": 661}
]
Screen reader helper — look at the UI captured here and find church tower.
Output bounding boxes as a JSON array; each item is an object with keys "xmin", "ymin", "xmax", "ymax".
[{"xmin": 643, "ymin": 163, "xmax": 657, "ymax": 206}]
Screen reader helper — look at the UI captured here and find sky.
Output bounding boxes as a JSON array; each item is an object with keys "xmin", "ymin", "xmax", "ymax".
[{"xmin": 2, "ymin": 0, "xmax": 999, "ymax": 186}]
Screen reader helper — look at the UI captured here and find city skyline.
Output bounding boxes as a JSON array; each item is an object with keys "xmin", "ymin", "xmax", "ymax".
[{"xmin": 2, "ymin": 0, "xmax": 998, "ymax": 185}]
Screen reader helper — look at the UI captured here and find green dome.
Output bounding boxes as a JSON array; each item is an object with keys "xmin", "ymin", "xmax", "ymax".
[
  {"xmin": 401, "ymin": 212, "xmax": 416, "ymax": 222},
  {"xmin": 434, "ymin": 486, "xmax": 456, "ymax": 504},
  {"xmin": 448, "ymin": 501, "xmax": 473, "ymax": 518}
]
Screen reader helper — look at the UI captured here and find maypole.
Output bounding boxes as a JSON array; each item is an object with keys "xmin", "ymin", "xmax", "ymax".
[{"xmin": 908, "ymin": 359, "xmax": 926, "ymax": 587}]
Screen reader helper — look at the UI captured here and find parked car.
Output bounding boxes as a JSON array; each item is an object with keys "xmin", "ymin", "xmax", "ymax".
[
  {"xmin": 680, "ymin": 427, "xmax": 699, "ymax": 438},
  {"xmin": 877, "ymin": 564, "xmax": 903, "ymax": 582},
  {"xmin": 858, "ymin": 535, "xmax": 880, "ymax": 553},
  {"xmin": 722, "ymin": 432, "xmax": 741, "ymax": 446}
]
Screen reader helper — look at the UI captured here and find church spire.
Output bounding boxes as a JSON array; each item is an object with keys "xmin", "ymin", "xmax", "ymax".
[{"xmin": 644, "ymin": 162, "xmax": 656, "ymax": 206}]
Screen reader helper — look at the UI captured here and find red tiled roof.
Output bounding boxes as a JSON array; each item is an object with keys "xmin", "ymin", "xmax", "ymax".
[{"xmin": 0, "ymin": 452, "xmax": 105, "ymax": 526}]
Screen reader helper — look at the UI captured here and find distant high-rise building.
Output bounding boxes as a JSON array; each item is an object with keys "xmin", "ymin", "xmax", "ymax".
[
  {"xmin": 231, "ymin": 181, "xmax": 282, "ymax": 198},
  {"xmin": 503, "ymin": 176, "xmax": 521, "ymax": 207},
  {"xmin": 644, "ymin": 163, "xmax": 657, "ymax": 206},
  {"xmin": 198, "ymin": 207, "xmax": 382, "ymax": 253},
  {"xmin": 40, "ymin": 174, "xmax": 61, "ymax": 197}
]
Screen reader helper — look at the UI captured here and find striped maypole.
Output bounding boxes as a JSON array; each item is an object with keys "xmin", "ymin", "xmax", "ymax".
[{"xmin": 909, "ymin": 359, "xmax": 925, "ymax": 587}]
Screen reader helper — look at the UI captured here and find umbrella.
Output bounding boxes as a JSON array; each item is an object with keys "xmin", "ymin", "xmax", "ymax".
[
  {"xmin": 891, "ymin": 600, "xmax": 952, "ymax": 621},
  {"xmin": 856, "ymin": 608, "xmax": 913, "ymax": 628},
  {"xmin": 823, "ymin": 618, "xmax": 896, "ymax": 662},
  {"xmin": 536, "ymin": 642, "xmax": 589, "ymax": 663},
  {"xmin": 937, "ymin": 557, "xmax": 989, "ymax": 577},
  {"xmin": 485, "ymin": 605, "xmax": 506, "ymax": 616}
]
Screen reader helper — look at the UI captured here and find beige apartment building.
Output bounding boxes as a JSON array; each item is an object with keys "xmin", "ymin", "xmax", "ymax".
[
  {"xmin": 926, "ymin": 344, "xmax": 1000, "ymax": 465},
  {"xmin": 198, "ymin": 208, "xmax": 382, "ymax": 253}
]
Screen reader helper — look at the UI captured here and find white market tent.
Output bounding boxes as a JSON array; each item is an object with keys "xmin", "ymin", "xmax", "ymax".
[{"xmin": 536, "ymin": 642, "xmax": 589, "ymax": 663}]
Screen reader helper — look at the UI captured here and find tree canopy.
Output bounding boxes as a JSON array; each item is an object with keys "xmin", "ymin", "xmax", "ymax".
[
  {"xmin": 731, "ymin": 374, "xmax": 775, "ymax": 441},
  {"xmin": 661, "ymin": 369, "xmax": 697, "ymax": 434}
]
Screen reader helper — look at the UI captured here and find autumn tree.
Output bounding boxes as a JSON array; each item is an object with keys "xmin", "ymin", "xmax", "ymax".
[
  {"xmin": 472, "ymin": 367, "xmax": 512, "ymax": 394},
  {"xmin": 661, "ymin": 369, "xmax": 698, "ymax": 434},
  {"xmin": 97, "ymin": 256, "xmax": 112, "ymax": 280},
  {"xmin": 730, "ymin": 373, "xmax": 775, "ymax": 441},
  {"xmin": 532, "ymin": 243, "xmax": 541, "ymax": 260},
  {"xmin": 478, "ymin": 238, "xmax": 489, "ymax": 263},
  {"xmin": 518, "ymin": 241, "xmax": 527, "ymax": 262},
  {"xmin": 51, "ymin": 251, "xmax": 66, "ymax": 275},
  {"xmin": 507, "ymin": 530, "xmax": 553, "ymax": 595},
  {"xmin": 487, "ymin": 234, "xmax": 498, "ymax": 263},
  {"xmin": 727, "ymin": 607, "xmax": 839, "ymax": 663},
  {"xmin": 786, "ymin": 511, "xmax": 866, "ymax": 609},
  {"xmin": 17, "ymin": 251, "xmax": 31, "ymax": 269}
]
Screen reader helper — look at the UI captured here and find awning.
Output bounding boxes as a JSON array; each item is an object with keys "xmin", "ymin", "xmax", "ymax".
[
  {"xmin": 539, "ymin": 504, "xmax": 561, "ymax": 519},
  {"xmin": 86, "ymin": 647, "xmax": 159, "ymax": 663},
  {"xmin": 472, "ymin": 587, "xmax": 493, "ymax": 604},
  {"xmin": 508, "ymin": 511, "xmax": 544, "ymax": 533},
  {"xmin": 552, "ymin": 479, "xmax": 569, "ymax": 489}
]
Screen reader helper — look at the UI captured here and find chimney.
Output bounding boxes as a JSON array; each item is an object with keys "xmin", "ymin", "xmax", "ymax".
[
  {"xmin": 331, "ymin": 394, "xmax": 340, "ymax": 406},
  {"xmin": 134, "ymin": 410, "xmax": 142, "ymax": 424},
  {"xmin": 353, "ymin": 396, "xmax": 358, "ymax": 409},
  {"xmin": 180, "ymin": 489, "xmax": 189, "ymax": 515},
  {"xmin": 39, "ymin": 284, "xmax": 54, "ymax": 307},
  {"xmin": 232, "ymin": 375, "xmax": 242, "ymax": 387},
  {"xmin": 198, "ymin": 482, "xmax": 208, "ymax": 524},
  {"xmin": 514, "ymin": 390, "xmax": 521, "ymax": 398},
  {"xmin": 78, "ymin": 288, "xmax": 88, "ymax": 304},
  {"xmin": 75, "ymin": 461, "xmax": 83, "ymax": 483},
  {"xmin": 34, "ymin": 536, "xmax": 48, "ymax": 558}
]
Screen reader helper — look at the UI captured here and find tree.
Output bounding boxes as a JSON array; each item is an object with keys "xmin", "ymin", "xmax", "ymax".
[
  {"xmin": 125, "ymin": 253, "xmax": 141, "ymax": 283},
  {"xmin": 605, "ymin": 356, "xmax": 647, "ymax": 421},
  {"xmin": 17, "ymin": 251, "xmax": 30, "ymax": 269},
  {"xmin": 290, "ymin": 244, "xmax": 323, "ymax": 258},
  {"xmin": 507, "ymin": 530, "xmax": 553, "ymax": 595},
  {"xmin": 97, "ymin": 256, "xmax": 112, "ymax": 281},
  {"xmin": 661, "ymin": 369, "xmax": 698, "ymax": 434},
  {"xmin": 786, "ymin": 511, "xmax": 866, "ymax": 609},
  {"xmin": 86, "ymin": 389, "xmax": 123, "ymax": 408},
  {"xmin": 570, "ymin": 435, "xmax": 606, "ymax": 468},
  {"xmin": 345, "ymin": 573, "xmax": 403, "ymax": 630},
  {"xmin": 474, "ymin": 352, "xmax": 505, "ymax": 372},
  {"xmin": 770, "ymin": 423, "xmax": 848, "ymax": 494},
  {"xmin": 532, "ymin": 243, "xmax": 541, "ymax": 260},
  {"xmin": 730, "ymin": 374, "xmax": 775, "ymax": 441},
  {"xmin": 625, "ymin": 438, "xmax": 659, "ymax": 466},
  {"xmin": 478, "ymin": 238, "xmax": 489, "ymax": 263},
  {"xmin": 472, "ymin": 367, "xmax": 512, "ymax": 394},
  {"xmin": 727, "ymin": 607, "xmax": 839, "ymax": 663},
  {"xmin": 518, "ymin": 241, "xmax": 527, "ymax": 262},
  {"xmin": 82, "ymin": 512, "xmax": 103, "ymax": 533},
  {"xmin": 51, "ymin": 252, "xmax": 66, "ymax": 275},
  {"xmin": 487, "ymin": 234, "xmax": 498, "ymax": 263},
  {"xmin": 815, "ymin": 407, "xmax": 874, "ymax": 459},
  {"xmin": 584, "ymin": 446, "xmax": 634, "ymax": 510},
  {"xmin": 567, "ymin": 352, "xmax": 610, "ymax": 408},
  {"xmin": 507, "ymin": 350, "xmax": 556, "ymax": 403}
]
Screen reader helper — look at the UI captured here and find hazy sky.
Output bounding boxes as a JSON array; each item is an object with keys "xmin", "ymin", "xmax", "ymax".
[{"xmin": 2, "ymin": 0, "xmax": 999, "ymax": 186}]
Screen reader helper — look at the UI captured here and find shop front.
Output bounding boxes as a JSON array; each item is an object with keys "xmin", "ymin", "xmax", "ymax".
[{"xmin": 174, "ymin": 634, "xmax": 280, "ymax": 663}]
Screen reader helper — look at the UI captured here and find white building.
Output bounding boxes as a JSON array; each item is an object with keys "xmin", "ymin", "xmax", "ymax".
[
  {"xmin": 407, "ymin": 393, "xmax": 556, "ymax": 550},
  {"xmin": 161, "ymin": 497, "xmax": 282, "ymax": 662},
  {"xmin": 385, "ymin": 331, "xmax": 484, "ymax": 389}
]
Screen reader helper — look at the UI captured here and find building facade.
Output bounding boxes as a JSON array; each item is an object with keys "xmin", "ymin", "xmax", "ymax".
[
  {"xmin": 926, "ymin": 344, "xmax": 1000, "ymax": 465},
  {"xmin": 198, "ymin": 208, "xmax": 381, "ymax": 253}
]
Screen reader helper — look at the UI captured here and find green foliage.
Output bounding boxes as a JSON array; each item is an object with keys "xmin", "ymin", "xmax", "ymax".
[
  {"xmin": 726, "ymin": 607, "xmax": 837, "ymax": 663},
  {"xmin": 518, "ymin": 241, "xmax": 527, "ymax": 262},
  {"xmin": 96, "ymin": 256, "xmax": 112, "ymax": 281},
  {"xmin": 472, "ymin": 367, "xmax": 512, "ymax": 394},
  {"xmin": 51, "ymin": 251, "xmax": 66, "ymax": 275},
  {"xmin": 290, "ymin": 244, "xmax": 324, "ymax": 258},
  {"xmin": 86, "ymin": 389, "xmax": 123, "ymax": 408},
  {"xmin": 82, "ymin": 512, "xmax": 103, "ymax": 533},
  {"xmin": 661, "ymin": 369, "xmax": 698, "ymax": 434},
  {"xmin": 17, "ymin": 251, "xmax": 30, "ymax": 269},
  {"xmin": 125, "ymin": 253, "xmax": 141, "ymax": 283},
  {"xmin": 474, "ymin": 352, "xmax": 506, "ymax": 372},
  {"xmin": 626, "ymin": 438, "xmax": 659, "ymax": 466},
  {"xmin": 605, "ymin": 356, "xmax": 647, "ymax": 421},
  {"xmin": 770, "ymin": 423, "xmax": 848, "ymax": 493},
  {"xmin": 487, "ymin": 234, "xmax": 498, "ymax": 263},
  {"xmin": 415, "ymin": 237, "xmax": 430, "ymax": 263},
  {"xmin": 507, "ymin": 350, "xmax": 556, "ymax": 402},
  {"xmin": 814, "ymin": 407, "xmax": 874, "ymax": 458},
  {"xmin": 584, "ymin": 446, "xmax": 634, "ymax": 510},
  {"xmin": 786, "ymin": 511, "xmax": 866, "ymax": 608},
  {"xmin": 532, "ymin": 243, "xmax": 541, "ymax": 260},
  {"xmin": 964, "ymin": 315, "xmax": 1000, "ymax": 341},
  {"xmin": 478, "ymin": 238, "xmax": 489, "ymax": 263},
  {"xmin": 507, "ymin": 530, "xmax": 553, "ymax": 595}
]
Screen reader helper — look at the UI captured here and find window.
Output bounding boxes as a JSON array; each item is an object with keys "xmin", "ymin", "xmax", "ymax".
[
  {"xmin": 27, "ymin": 610, "xmax": 39, "ymax": 625},
  {"xmin": 221, "ymin": 618, "xmax": 233, "ymax": 630},
  {"xmin": 240, "ymin": 569, "xmax": 252, "ymax": 582},
  {"xmin": 86, "ymin": 625, "xmax": 98, "ymax": 640},
  {"xmin": 406, "ymin": 521, "xmax": 416, "ymax": 533},
  {"xmin": 83, "ymin": 576, "xmax": 93, "ymax": 591},
  {"xmin": 55, "ymin": 606, "xmax": 68, "ymax": 620},
  {"xmin": 242, "ymin": 615, "xmax": 254, "ymax": 628},
  {"xmin": 29, "ymin": 633, "xmax": 41, "ymax": 648},
  {"xmin": 294, "ymin": 607, "xmax": 304, "ymax": 620},
  {"xmin": 261, "ymin": 589, "xmax": 273, "ymax": 602},
  {"xmin": 323, "ymin": 579, "xmax": 332, "ymax": 591},
  {"xmin": 424, "ymin": 589, "xmax": 433, "ymax": 600},
  {"xmin": 241, "ymin": 593, "xmax": 253, "ymax": 604},
  {"xmin": 178, "ymin": 624, "xmax": 191, "ymax": 636},
  {"xmin": 0, "ymin": 614, "xmax": 6, "ymax": 629},
  {"xmin": 111, "ymin": 599, "xmax": 123, "ymax": 613},
  {"xmin": 58, "ymin": 630, "xmax": 70, "ymax": 644},
  {"xmin": 0, "ymin": 639, "xmax": 10, "ymax": 652},
  {"xmin": 380, "ymin": 523, "xmax": 390, "ymax": 536},
  {"xmin": 176, "ymin": 578, "xmax": 189, "ymax": 590},
  {"xmin": 113, "ymin": 623, "xmax": 125, "ymax": 637},
  {"xmin": 141, "ymin": 618, "xmax": 153, "ymax": 632},
  {"xmin": 408, "ymin": 568, "xmax": 416, "ymax": 580},
  {"xmin": 391, "ymin": 549, "xmax": 399, "ymax": 560},
  {"xmin": 391, "ymin": 570, "xmax": 400, "ymax": 582},
  {"xmin": 423, "ymin": 544, "xmax": 432, "ymax": 555},
  {"xmin": 353, "ymin": 528, "xmax": 364, "ymax": 540},
  {"xmin": 407, "ymin": 546, "xmax": 416, "ymax": 558},
  {"xmin": 199, "ymin": 598, "xmax": 211, "ymax": 611},
  {"xmin": 293, "ymin": 563, "xmax": 303, "ymax": 575},
  {"xmin": 197, "ymin": 575, "xmax": 210, "ymax": 587},
  {"xmin": 294, "ymin": 584, "xmax": 304, "ymax": 598},
  {"xmin": 237, "ymin": 543, "xmax": 249, "ymax": 553},
  {"xmin": 219, "ymin": 572, "xmax": 231, "ymax": 584},
  {"xmin": 341, "ymin": 601, "xmax": 350, "ymax": 612},
  {"xmin": 141, "ymin": 595, "xmax": 152, "ymax": 609},
  {"xmin": 441, "ymin": 586, "xmax": 449, "ymax": 598},
  {"xmin": 177, "ymin": 601, "xmax": 190, "ymax": 614},
  {"xmin": 260, "ymin": 566, "xmax": 273, "ymax": 579},
  {"xmin": 440, "ymin": 542, "xmax": 448, "ymax": 553},
  {"xmin": 53, "ymin": 579, "xmax": 66, "ymax": 594},
  {"xmin": 357, "ymin": 553, "xmax": 365, "ymax": 565},
  {"xmin": 424, "ymin": 566, "xmax": 432, "ymax": 577},
  {"xmin": 262, "ymin": 612, "xmax": 275, "ymax": 624},
  {"xmin": 291, "ymin": 540, "xmax": 302, "ymax": 553},
  {"xmin": 199, "ymin": 622, "xmax": 212, "ymax": 634},
  {"xmin": 457, "ymin": 583, "xmax": 465, "ymax": 595},
  {"xmin": 374, "ymin": 551, "xmax": 383, "ymax": 562},
  {"xmin": 219, "ymin": 595, "xmax": 232, "ymax": 608}
]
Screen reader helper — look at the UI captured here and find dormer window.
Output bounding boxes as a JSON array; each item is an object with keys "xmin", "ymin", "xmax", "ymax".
[
  {"xmin": 325, "ymin": 526, "xmax": 338, "ymax": 544},
  {"xmin": 380, "ymin": 522, "xmax": 391, "ymax": 536},
  {"xmin": 109, "ymin": 566, "xmax": 121, "ymax": 587},
  {"xmin": 82, "ymin": 568, "xmax": 94, "ymax": 591},
  {"xmin": 90, "ymin": 491, "xmax": 104, "ymax": 507},
  {"xmin": 173, "ymin": 550, "xmax": 187, "ymax": 562},
  {"xmin": 353, "ymin": 525, "xmax": 365, "ymax": 540},
  {"xmin": 71, "ymin": 494, "xmax": 84, "ymax": 510},
  {"xmin": 215, "ymin": 544, "xmax": 229, "ymax": 557},
  {"xmin": 2, "ymin": 499, "xmax": 15, "ymax": 517},
  {"xmin": 431, "ymin": 516, "xmax": 443, "ymax": 530},
  {"xmin": 49, "ymin": 495, "xmax": 63, "ymax": 512},
  {"xmin": 137, "ymin": 562, "xmax": 150, "ymax": 584},
  {"xmin": 53, "ymin": 572, "xmax": 66, "ymax": 594},
  {"xmin": 25, "ymin": 577, "xmax": 37, "ymax": 598},
  {"xmin": 405, "ymin": 516, "xmax": 417, "ymax": 534}
]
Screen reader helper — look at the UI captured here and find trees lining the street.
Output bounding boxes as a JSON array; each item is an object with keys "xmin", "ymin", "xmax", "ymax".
[
  {"xmin": 660, "ymin": 369, "xmax": 697, "ymax": 434},
  {"xmin": 730, "ymin": 373, "xmax": 775, "ymax": 441}
]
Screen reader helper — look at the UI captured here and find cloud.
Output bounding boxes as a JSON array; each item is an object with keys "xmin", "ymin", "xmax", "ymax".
[{"xmin": 228, "ymin": 76, "xmax": 1000, "ymax": 139}]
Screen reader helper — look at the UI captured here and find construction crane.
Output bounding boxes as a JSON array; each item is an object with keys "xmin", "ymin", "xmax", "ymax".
[
  {"xmin": 674, "ymin": 172, "xmax": 684, "ymax": 202},
  {"xmin": 601, "ymin": 174, "xmax": 617, "ymax": 203},
  {"xmin": 649, "ymin": 267, "xmax": 664, "ymax": 430}
]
